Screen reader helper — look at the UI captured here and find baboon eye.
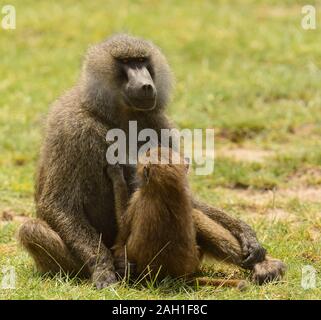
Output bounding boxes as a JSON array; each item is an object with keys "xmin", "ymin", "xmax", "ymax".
[
  {"xmin": 138, "ymin": 58, "xmax": 145, "ymax": 62},
  {"xmin": 122, "ymin": 59, "xmax": 129, "ymax": 64},
  {"xmin": 147, "ymin": 65, "xmax": 154, "ymax": 78}
]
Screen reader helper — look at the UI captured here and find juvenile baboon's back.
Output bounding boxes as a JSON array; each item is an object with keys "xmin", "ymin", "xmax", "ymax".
[
  {"xmin": 126, "ymin": 191, "xmax": 200, "ymax": 278},
  {"xmin": 114, "ymin": 148, "xmax": 200, "ymax": 279}
]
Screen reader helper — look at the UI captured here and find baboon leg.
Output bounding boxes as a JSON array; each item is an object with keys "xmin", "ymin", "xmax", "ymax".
[
  {"xmin": 18, "ymin": 219, "xmax": 87, "ymax": 277},
  {"xmin": 192, "ymin": 209, "xmax": 286, "ymax": 284}
]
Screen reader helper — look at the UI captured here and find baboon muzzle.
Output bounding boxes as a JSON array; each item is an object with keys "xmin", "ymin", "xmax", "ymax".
[{"xmin": 124, "ymin": 66, "xmax": 157, "ymax": 110}]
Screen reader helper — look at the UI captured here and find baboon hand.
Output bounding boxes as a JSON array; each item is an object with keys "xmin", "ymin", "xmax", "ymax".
[
  {"xmin": 107, "ymin": 163, "xmax": 124, "ymax": 181},
  {"xmin": 92, "ymin": 269, "xmax": 118, "ymax": 290},
  {"xmin": 240, "ymin": 238, "xmax": 266, "ymax": 269},
  {"xmin": 238, "ymin": 223, "xmax": 266, "ymax": 269}
]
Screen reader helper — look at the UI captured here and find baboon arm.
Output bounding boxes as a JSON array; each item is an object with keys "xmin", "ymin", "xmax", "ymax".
[
  {"xmin": 111, "ymin": 212, "xmax": 133, "ymax": 283},
  {"xmin": 110, "ymin": 173, "xmax": 129, "ymax": 228},
  {"xmin": 193, "ymin": 209, "xmax": 285, "ymax": 284},
  {"xmin": 192, "ymin": 199, "xmax": 266, "ymax": 269},
  {"xmin": 107, "ymin": 165, "xmax": 132, "ymax": 248},
  {"xmin": 117, "ymin": 212, "xmax": 133, "ymax": 245}
]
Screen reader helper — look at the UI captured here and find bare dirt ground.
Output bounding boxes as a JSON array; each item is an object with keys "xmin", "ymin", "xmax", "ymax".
[
  {"xmin": 0, "ymin": 209, "xmax": 28, "ymax": 225},
  {"xmin": 216, "ymin": 147, "xmax": 321, "ymax": 226},
  {"xmin": 219, "ymin": 147, "xmax": 274, "ymax": 163}
]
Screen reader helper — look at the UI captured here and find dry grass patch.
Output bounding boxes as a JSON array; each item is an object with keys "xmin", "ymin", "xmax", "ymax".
[{"xmin": 218, "ymin": 148, "xmax": 274, "ymax": 163}]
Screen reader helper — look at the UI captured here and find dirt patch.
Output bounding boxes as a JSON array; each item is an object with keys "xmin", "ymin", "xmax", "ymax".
[
  {"xmin": 219, "ymin": 148, "xmax": 274, "ymax": 163},
  {"xmin": 0, "ymin": 244, "xmax": 17, "ymax": 256},
  {"xmin": 287, "ymin": 166, "xmax": 321, "ymax": 187},
  {"xmin": 231, "ymin": 187, "xmax": 321, "ymax": 204},
  {"xmin": 281, "ymin": 187, "xmax": 321, "ymax": 203},
  {"xmin": 228, "ymin": 189, "xmax": 276, "ymax": 207},
  {"xmin": 231, "ymin": 191, "xmax": 296, "ymax": 221},
  {"xmin": 308, "ymin": 227, "xmax": 321, "ymax": 242},
  {"xmin": 293, "ymin": 124, "xmax": 316, "ymax": 137},
  {"xmin": 217, "ymin": 126, "xmax": 265, "ymax": 143},
  {"xmin": 222, "ymin": 187, "xmax": 321, "ymax": 222},
  {"xmin": 256, "ymin": 5, "xmax": 301, "ymax": 19},
  {"xmin": 1, "ymin": 209, "xmax": 28, "ymax": 224},
  {"xmin": 301, "ymin": 251, "xmax": 320, "ymax": 263},
  {"xmin": 265, "ymin": 208, "xmax": 297, "ymax": 222},
  {"xmin": 1, "ymin": 209, "xmax": 14, "ymax": 221}
]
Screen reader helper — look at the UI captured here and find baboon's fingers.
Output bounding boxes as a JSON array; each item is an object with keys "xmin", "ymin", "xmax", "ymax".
[{"xmin": 240, "ymin": 236, "xmax": 267, "ymax": 269}]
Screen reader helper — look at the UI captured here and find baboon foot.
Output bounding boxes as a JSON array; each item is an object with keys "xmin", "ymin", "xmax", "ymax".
[
  {"xmin": 92, "ymin": 268, "xmax": 118, "ymax": 289},
  {"xmin": 252, "ymin": 258, "xmax": 286, "ymax": 285}
]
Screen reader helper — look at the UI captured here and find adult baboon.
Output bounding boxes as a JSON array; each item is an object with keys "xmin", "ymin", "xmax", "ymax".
[{"xmin": 18, "ymin": 34, "xmax": 285, "ymax": 289}]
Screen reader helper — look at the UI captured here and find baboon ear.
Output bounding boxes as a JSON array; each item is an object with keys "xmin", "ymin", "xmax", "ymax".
[{"xmin": 143, "ymin": 166, "xmax": 150, "ymax": 183}]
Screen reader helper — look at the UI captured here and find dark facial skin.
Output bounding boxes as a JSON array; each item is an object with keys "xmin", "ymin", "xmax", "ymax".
[{"xmin": 117, "ymin": 57, "xmax": 157, "ymax": 111}]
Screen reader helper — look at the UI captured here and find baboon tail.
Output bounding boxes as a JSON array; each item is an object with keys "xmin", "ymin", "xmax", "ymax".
[{"xmin": 193, "ymin": 277, "xmax": 248, "ymax": 291}]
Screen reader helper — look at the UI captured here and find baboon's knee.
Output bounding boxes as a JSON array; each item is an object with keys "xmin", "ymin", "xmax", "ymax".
[
  {"xmin": 18, "ymin": 219, "xmax": 48, "ymax": 248},
  {"xmin": 18, "ymin": 219, "xmax": 79, "ymax": 275},
  {"xmin": 18, "ymin": 219, "xmax": 59, "ymax": 272}
]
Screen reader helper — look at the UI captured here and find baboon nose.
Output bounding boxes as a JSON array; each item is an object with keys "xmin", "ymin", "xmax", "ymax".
[{"xmin": 141, "ymin": 84, "xmax": 155, "ymax": 98}]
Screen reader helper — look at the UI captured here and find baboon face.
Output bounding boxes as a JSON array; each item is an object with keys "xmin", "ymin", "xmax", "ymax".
[
  {"xmin": 84, "ymin": 34, "xmax": 172, "ymax": 111},
  {"xmin": 116, "ymin": 56, "xmax": 156, "ymax": 110}
]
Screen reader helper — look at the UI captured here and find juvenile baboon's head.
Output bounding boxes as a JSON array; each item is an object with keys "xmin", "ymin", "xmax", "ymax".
[
  {"xmin": 83, "ymin": 34, "xmax": 173, "ymax": 112},
  {"xmin": 136, "ymin": 147, "xmax": 190, "ymax": 190}
]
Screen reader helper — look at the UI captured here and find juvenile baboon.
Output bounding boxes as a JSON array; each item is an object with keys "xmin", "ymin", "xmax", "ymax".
[
  {"xmin": 109, "ymin": 147, "xmax": 247, "ymax": 289},
  {"xmin": 18, "ymin": 34, "xmax": 285, "ymax": 289}
]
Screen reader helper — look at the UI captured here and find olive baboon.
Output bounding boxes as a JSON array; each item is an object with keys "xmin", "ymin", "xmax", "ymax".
[
  {"xmin": 18, "ymin": 34, "xmax": 285, "ymax": 289},
  {"xmin": 109, "ymin": 147, "xmax": 247, "ymax": 289}
]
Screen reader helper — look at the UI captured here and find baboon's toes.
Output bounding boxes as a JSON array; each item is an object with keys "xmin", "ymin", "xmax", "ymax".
[
  {"xmin": 93, "ymin": 270, "xmax": 118, "ymax": 290},
  {"xmin": 252, "ymin": 258, "xmax": 286, "ymax": 285}
]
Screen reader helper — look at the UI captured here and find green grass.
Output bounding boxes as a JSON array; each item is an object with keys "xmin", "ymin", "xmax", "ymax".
[{"xmin": 1, "ymin": 0, "xmax": 321, "ymax": 299}]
